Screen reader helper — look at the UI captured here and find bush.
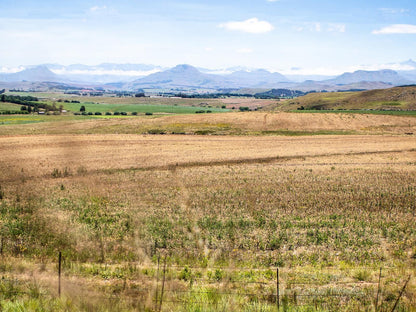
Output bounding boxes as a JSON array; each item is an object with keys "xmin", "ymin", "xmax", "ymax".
[
  {"xmin": 147, "ymin": 129, "xmax": 166, "ymax": 135},
  {"xmin": 113, "ymin": 112, "xmax": 120, "ymax": 115},
  {"xmin": 94, "ymin": 112, "xmax": 102, "ymax": 115},
  {"xmin": 145, "ymin": 112, "xmax": 153, "ymax": 116},
  {"xmin": 105, "ymin": 112, "xmax": 112, "ymax": 115},
  {"xmin": 132, "ymin": 112, "xmax": 138, "ymax": 115}
]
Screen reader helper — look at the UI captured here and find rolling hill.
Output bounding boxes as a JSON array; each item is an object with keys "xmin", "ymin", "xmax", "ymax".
[{"xmin": 270, "ymin": 85, "xmax": 416, "ymax": 111}]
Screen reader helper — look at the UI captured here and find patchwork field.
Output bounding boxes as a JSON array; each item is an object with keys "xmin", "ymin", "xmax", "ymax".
[{"xmin": 0, "ymin": 111, "xmax": 416, "ymax": 311}]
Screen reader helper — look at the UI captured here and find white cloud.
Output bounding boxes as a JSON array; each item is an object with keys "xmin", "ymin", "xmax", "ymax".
[
  {"xmin": 373, "ymin": 24, "xmax": 416, "ymax": 34},
  {"xmin": 266, "ymin": 0, "xmax": 280, "ymax": 2},
  {"xmin": 219, "ymin": 18, "xmax": 274, "ymax": 34},
  {"xmin": 295, "ymin": 22, "xmax": 345, "ymax": 33},
  {"xmin": 378, "ymin": 8, "xmax": 409, "ymax": 15},
  {"xmin": 236, "ymin": 48, "xmax": 253, "ymax": 54},
  {"xmin": 0, "ymin": 66, "xmax": 26, "ymax": 74},
  {"xmin": 90, "ymin": 5, "xmax": 107, "ymax": 13},
  {"xmin": 51, "ymin": 69, "xmax": 161, "ymax": 76}
]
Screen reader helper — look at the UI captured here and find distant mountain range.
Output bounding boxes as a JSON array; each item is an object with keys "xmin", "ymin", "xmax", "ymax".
[{"xmin": 0, "ymin": 61, "xmax": 415, "ymax": 92}]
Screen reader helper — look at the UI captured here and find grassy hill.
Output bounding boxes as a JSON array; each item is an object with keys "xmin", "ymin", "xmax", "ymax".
[{"xmin": 272, "ymin": 85, "xmax": 416, "ymax": 111}]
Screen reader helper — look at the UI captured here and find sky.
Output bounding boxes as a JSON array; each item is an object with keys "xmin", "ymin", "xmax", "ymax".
[{"xmin": 1, "ymin": 0, "xmax": 416, "ymax": 75}]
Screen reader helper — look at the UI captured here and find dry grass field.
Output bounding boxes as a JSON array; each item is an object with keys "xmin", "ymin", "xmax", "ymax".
[
  {"xmin": 0, "ymin": 111, "xmax": 416, "ymax": 311},
  {"xmin": 1, "ymin": 111, "xmax": 416, "ymax": 136}
]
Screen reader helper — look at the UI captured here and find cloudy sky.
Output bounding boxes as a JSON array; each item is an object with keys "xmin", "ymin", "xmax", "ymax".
[{"xmin": 1, "ymin": 0, "xmax": 416, "ymax": 74}]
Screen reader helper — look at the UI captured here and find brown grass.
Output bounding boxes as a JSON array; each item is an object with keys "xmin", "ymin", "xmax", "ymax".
[
  {"xmin": 1, "ymin": 112, "xmax": 416, "ymax": 311},
  {"xmin": 1, "ymin": 111, "xmax": 416, "ymax": 136},
  {"xmin": 1, "ymin": 134, "xmax": 415, "ymax": 181}
]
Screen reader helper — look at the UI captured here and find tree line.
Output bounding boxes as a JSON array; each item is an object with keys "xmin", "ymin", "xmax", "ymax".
[{"xmin": 1, "ymin": 94, "xmax": 60, "ymax": 112}]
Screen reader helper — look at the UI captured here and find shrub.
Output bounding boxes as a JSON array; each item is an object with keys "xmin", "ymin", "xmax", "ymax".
[
  {"xmin": 94, "ymin": 112, "xmax": 102, "ymax": 115},
  {"xmin": 132, "ymin": 112, "xmax": 138, "ymax": 115},
  {"xmin": 145, "ymin": 112, "xmax": 153, "ymax": 116},
  {"xmin": 105, "ymin": 112, "xmax": 112, "ymax": 115},
  {"xmin": 147, "ymin": 129, "xmax": 166, "ymax": 135}
]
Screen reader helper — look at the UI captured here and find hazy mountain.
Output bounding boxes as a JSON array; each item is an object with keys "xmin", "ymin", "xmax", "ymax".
[
  {"xmin": 400, "ymin": 59, "xmax": 416, "ymax": 69},
  {"xmin": 128, "ymin": 64, "xmax": 229, "ymax": 89},
  {"xmin": 0, "ymin": 65, "xmax": 63, "ymax": 82},
  {"xmin": 326, "ymin": 69, "xmax": 411, "ymax": 85},
  {"xmin": 127, "ymin": 64, "xmax": 291, "ymax": 90},
  {"xmin": 1, "ymin": 62, "xmax": 416, "ymax": 91},
  {"xmin": 285, "ymin": 74, "xmax": 335, "ymax": 82},
  {"xmin": 224, "ymin": 69, "xmax": 291, "ymax": 87}
]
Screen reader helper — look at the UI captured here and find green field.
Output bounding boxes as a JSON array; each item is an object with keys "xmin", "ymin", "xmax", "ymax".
[{"xmin": 62, "ymin": 103, "xmax": 227, "ymax": 114}]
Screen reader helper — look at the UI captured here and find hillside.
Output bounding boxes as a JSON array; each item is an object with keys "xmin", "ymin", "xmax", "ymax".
[{"xmin": 272, "ymin": 85, "xmax": 416, "ymax": 111}]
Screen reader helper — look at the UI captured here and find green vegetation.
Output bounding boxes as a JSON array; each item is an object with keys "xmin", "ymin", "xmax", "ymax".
[
  {"xmin": 272, "ymin": 86, "xmax": 416, "ymax": 112},
  {"xmin": 64, "ymin": 103, "xmax": 226, "ymax": 114},
  {"xmin": 0, "ymin": 155, "xmax": 415, "ymax": 310}
]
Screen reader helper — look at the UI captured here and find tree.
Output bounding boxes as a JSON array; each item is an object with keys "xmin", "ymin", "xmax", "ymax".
[{"xmin": 80, "ymin": 105, "xmax": 86, "ymax": 112}]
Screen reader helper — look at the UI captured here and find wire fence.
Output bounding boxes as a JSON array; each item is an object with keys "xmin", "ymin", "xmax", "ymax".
[{"xmin": 0, "ymin": 253, "xmax": 413, "ymax": 311}]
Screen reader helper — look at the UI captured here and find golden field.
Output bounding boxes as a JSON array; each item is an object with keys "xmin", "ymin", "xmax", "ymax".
[
  {"xmin": 0, "ymin": 111, "xmax": 416, "ymax": 311},
  {"xmin": 1, "ymin": 111, "xmax": 416, "ymax": 136}
]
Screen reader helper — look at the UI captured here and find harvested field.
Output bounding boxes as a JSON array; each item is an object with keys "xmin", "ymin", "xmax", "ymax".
[
  {"xmin": 1, "ymin": 134, "xmax": 415, "ymax": 180},
  {"xmin": 1, "ymin": 111, "xmax": 416, "ymax": 135},
  {"xmin": 1, "ymin": 111, "xmax": 416, "ymax": 311}
]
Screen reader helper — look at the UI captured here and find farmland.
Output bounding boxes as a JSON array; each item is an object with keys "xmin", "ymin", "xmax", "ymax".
[{"xmin": 0, "ymin": 99, "xmax": 416, "ymax": 311}]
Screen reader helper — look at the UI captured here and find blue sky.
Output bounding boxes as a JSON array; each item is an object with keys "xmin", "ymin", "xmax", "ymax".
[{"xmin": 1, "ymin": 0, "xmax": 416, "ymax": 74}]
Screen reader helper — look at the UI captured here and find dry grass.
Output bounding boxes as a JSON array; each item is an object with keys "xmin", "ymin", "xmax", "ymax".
[
  {"xmin": 1, "ymin": 134, "xmax": 415, "ymax": 180},
  {"xmin": 0, "ymin": 111, "xmax": 416, "ymax": 136},
  {"xmin": 1, "ymin": 112, "xmax": 416, "ymax": 311}
]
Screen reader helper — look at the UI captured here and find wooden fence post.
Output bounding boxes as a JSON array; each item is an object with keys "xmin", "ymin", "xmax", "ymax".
[
  {"xmin": 276, "ymin": 267, "xmax": 280, "ymax": 311},
  {"xmin": 391, "ymin": 275, "xmax": 411, "ymax": 312},
  {"xmin": 155, "ymin": 254, "xmax": 160, "ymax": 311},
  {"xmin": 375, "ymin": 267, "xmax": 382, "ymax": 311},
  {"xmin": 159, "ymin": 255, "xmax": 167, "ymax": 312},
  {"xmin": 58, "ymin": 251, "xmax": 62, "ymax": 297}
]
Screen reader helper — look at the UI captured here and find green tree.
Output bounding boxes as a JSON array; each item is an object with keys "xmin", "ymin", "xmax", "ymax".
[{"xmin": 80, "ymin": 105, "xmax": 86, "ymax": 112}]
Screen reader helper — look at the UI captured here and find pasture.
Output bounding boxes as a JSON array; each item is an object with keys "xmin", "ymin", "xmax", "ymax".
[{"xmin": 0, "ymin": 110, "xmax": 415, "ymax": 311}]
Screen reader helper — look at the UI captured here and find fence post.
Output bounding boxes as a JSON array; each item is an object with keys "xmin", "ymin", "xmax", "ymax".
[
  {"xmin": 391, "ymin": 275, "xmax": 411, "ymax": 312},
  {"xmin": 155, "ymin": 254, "xmax": 160, "ymax": 311},
  {"xmin": 276, "ymin": 267, "xmax": 280, "ymax": 311},
  {"xmin": 58, "ymin": 251, "xmax": 62, "ymax": 297},
  {"xmin": 159, "ymin": 255, "xmax": 167, "ymax": 312},
  {"xmin": 375, "ymin": 267, "xmax": 382, "ymax": 311}
]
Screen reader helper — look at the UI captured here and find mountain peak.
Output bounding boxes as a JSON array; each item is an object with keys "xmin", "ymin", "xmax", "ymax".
[{"xmin": 169, "ymin": 64, "xmax": 200, "ymax": 73}]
